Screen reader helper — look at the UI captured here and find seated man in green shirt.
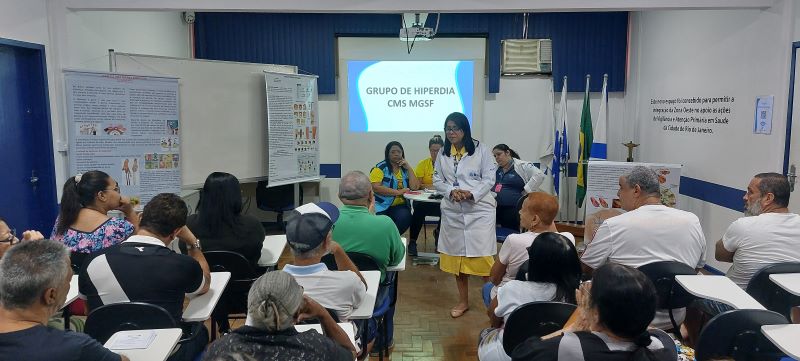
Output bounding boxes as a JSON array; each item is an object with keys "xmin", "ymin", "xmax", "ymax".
[
  {"xmin": 333, "ymin": 171, "xmax": 406, "ymax": 282},
  {"xmin": 332, "ymin": 170, "xmax": 405, "ymax": 350}
]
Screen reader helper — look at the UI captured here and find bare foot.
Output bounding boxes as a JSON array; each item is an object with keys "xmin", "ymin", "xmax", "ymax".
[{"xmin": 450, "ymin": 303, "xmax": 469, "ymax": 318}]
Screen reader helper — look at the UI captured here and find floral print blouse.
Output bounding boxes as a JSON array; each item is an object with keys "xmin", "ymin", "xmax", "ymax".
[{"xmin": 51, "ymin": 217, "xmax": 134, "ymax": 253}]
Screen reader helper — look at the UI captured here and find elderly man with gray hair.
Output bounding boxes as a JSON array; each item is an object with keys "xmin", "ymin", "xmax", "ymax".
[
  {"xmin": 203, "ymin": 271, "xmax": 355, "ymax": 361},
  {"xmin": 0, "ymin": 239, "xmax": 129, "ymax": 361},
  {"xmin": 580, "ymin": 166, "xmax": 706, "ymax": 330},
  {"xmin": 332, "ymin": 171, "xmax": 405, "ymax": 352}
]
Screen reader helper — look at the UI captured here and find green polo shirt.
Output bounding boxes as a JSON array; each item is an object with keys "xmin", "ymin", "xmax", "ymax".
[{"xmin": 332, "ymin": 205, "xmax": 405, "ymax": 282}]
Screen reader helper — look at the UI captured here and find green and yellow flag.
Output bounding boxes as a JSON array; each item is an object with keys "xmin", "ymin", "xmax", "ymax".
[{"xmin": 576, "ymin": 77, "xmax": 592, "ymax": 207}]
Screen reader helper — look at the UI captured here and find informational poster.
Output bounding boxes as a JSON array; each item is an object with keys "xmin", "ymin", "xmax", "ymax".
[
  {"xmin": 265, "ymin": 72, "xmax": 320, "ymax": 187},
  {"xmin": 583, "ymin": 161, "xmax": 682, "ymax": 243},
  {"xmin": 64, "ymin": 70, "xmax": 181, "ymax": 207}
]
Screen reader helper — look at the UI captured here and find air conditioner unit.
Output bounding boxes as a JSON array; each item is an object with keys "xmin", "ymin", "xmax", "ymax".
[{"xmin": 501, "ymin": 39, "xmax": 552, "ymax": 75}]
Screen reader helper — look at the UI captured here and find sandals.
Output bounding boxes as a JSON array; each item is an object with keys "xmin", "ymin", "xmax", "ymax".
[{"xmin": 450, "ymin": 307, "xmax": 469, "ymax": 318}]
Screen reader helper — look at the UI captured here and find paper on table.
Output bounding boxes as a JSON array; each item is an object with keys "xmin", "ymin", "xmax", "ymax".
[{"xmin": 107, "ymin": 330, "xmax": 157, "ymax": 350}]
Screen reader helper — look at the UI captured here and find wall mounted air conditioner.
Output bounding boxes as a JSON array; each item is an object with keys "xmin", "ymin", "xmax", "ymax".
[{"xmin": 501, "ymin": 39, "xmax": 552, "ymax": 75}]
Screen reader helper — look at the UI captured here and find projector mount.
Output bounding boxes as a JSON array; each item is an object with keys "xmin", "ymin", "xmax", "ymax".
[{"xmin": 401, "ymin": 13, "xmax": 440, "ymax": 54}]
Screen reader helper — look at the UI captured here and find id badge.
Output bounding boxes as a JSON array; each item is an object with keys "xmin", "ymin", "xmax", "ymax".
[{"xmin": 494, "ymin": 184, "xmax": 503, "ymax": 192}]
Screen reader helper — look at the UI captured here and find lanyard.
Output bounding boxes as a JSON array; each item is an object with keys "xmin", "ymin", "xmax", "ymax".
[{"xmin": 453, "ymin": 157, "xmax": 460, "ymax": 187}]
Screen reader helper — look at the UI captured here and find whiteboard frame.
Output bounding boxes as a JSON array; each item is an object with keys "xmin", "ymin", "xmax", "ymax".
[{"xmin": 109, "ymin": 51, "xmax": 298, "ymax": 189}]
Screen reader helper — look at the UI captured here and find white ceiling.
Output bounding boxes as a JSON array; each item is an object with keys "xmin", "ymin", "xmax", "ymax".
[{"xmin": 64, "ymin": 0, "xmax": 776, "ymax": 12}]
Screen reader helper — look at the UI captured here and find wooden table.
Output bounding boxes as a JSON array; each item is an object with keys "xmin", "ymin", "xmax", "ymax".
[
  {"xmin": 182, "ymin": 272, "xmax": 231, "ymax": 322},
  {"xmin": 769, "ymin": 273, "xmax": 800, "ymax": 296},
  {"xmin": 349, "ymin": 270, "xmax": 381, "ymax": 319},
  {"xmin": 104, "ymin": 328, "xmax": 183, "ymax": 361},
  {"xmin": 258, "ymin": 234, "xmax": 287, "ymax": 267},
  {"xmin": 675, "ymin": 275, "xmax": 766, "ymax": 310},
  {"xmin": 761, "ymin": 324, "xmax": 800, "ymax": 360}
]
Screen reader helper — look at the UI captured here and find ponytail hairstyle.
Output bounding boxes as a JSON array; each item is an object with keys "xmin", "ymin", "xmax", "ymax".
[
  {"xmin": 428, "ymin": 135, "xmax": 444, "ymax": 148},
  {"xmin": 56, "ymin": 171, "xmax": 111, "ymax": 236},
  {"xmin": 493, "ymin": 144, "xmax": 520, "ymax": 159},
  {"xmin": 442, "ymin": 112, "xmax": 476, "ymax": 157},
  {"xmin": 590, "ymin": 264, "xmax": 659, "ymax": 361}
]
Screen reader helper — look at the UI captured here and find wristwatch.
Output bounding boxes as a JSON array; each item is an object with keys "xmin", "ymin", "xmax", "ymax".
[{"xmin": 187, "ymin": 239, "xmax": 202, "ymax": 251}]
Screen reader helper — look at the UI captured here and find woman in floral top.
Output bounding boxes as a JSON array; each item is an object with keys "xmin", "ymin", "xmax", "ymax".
[{"xmin": 51, "ymin": 170, "xmax": 138, "ymax": 256}]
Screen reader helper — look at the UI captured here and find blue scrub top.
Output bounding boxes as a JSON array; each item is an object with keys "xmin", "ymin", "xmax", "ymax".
[{"xmin": 495, "ymin": 161, "xmax": 526, "ymax": 206}]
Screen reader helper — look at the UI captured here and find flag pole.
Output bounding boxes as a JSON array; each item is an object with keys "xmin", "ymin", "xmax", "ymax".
[
  {"xmin": 576, "ymin": 74, "xmax": 590, "ymax": 224},
  {"xmin": 562, "ymin": 75, "xmax": 570, "ymax": 222}
]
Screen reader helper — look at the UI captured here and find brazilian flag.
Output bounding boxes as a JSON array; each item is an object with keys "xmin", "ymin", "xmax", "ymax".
[{"xmin": 576, "ymin": 82, "xmax": 592, "ymax": 207}]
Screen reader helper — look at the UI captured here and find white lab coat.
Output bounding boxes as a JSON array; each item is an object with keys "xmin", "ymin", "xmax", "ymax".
[
  {"xmin": 511, "ymin": 159, "xmax": 546, "ymax": 193},
  {"xmin": 433, "ymin": 141, "xmax": 497, "ymax": 257}
]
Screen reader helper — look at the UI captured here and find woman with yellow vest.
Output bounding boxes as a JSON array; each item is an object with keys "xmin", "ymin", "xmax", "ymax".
[
  {"xmin": 369, "ymin": 141, "xmax": 420, "ymax": 234},
  {"xmin": 407, "ymin": 135, "xmax": 444, "ymax": 256},
  {"xmin": 434, "ymin": 112, "xmax": 497, "ymax": 318}
]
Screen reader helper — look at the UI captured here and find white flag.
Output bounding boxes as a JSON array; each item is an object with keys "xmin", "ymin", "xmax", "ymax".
[
  {"xmin": 537, "ymin": 79, "xmax": 558, "ymax": 194},
  {"xmin": 590, "ymin": 74, "xmax": 608, "ymax": 160}
]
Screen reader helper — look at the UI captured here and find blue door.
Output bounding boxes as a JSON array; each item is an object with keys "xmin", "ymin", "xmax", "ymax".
[{"xmin": 0, "ymin": 38, "xmax": 57, "ymax": 234}]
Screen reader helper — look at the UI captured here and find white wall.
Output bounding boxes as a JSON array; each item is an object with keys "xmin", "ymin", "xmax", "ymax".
[
  {"xmin": 0, "ymin": 0, "xmax": 50, "ymax": 44},
  {"xmin": 627, "ymin": 2, "xmax": 795, "ymax": 270},
  {"xmin": 64, "ymin": 11, "xmax": 189, "ymax": 71},
  {"xmin": 0, "ymin": 0, "xmax": 67, "ymax": 196},
  {"xmin": 42, "ymin": 9, "xmax": 189, "ymax": 193}
]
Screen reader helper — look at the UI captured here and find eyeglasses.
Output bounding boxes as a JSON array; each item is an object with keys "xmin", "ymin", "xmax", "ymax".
[
  {"xmin": 104, "ymin": 186, "xmax": 121, "ymax": 193},
  {"xmin": 0, "ymin": 228, "xmax": 19, "ymax": 245},
  {"xmin": 444, "ymin": 127, "xmax": 462, "ymax": 133}
]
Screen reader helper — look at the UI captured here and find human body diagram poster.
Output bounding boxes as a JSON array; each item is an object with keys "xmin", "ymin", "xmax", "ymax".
[
  {"xmin": 265, "ymin": 72, "xmax": 320, "ymax": 187},
  {"xmin": 64, "ymin": 70, "xmax": 181, "ymax": 207},
  {"xmin": 584, "ymin": 161, "xmax": 682, "ymax": 243}
]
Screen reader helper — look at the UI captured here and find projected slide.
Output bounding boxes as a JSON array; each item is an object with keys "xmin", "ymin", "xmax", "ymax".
[{"xmin": 348, "ymin": 60, "xmax": 474, "ymax": 132}]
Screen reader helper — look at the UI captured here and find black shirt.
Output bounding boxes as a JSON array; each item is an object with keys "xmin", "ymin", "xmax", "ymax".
[
  {"xmin": 511, "ymin": 330, "xmax": 677, "ymax": 361},
  {"xmin": 79, "ymin": 235, "xmax": 205, "ymax": 321},
  {"xmin": 202, "ymin": 325, "xmax": 353, "ymax": 361},
  {"xmin": 0, "ymin": 325, "xmax": 121, "ymax": 361},
  {"xmin": 186, "ymin": 214, "xmax": 265, "ymax": 265}
]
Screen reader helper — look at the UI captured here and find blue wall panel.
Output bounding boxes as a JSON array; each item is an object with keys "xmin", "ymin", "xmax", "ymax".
[{"xmin": 195, "ymin": 12, "xmax": 628, "ymax": 94}]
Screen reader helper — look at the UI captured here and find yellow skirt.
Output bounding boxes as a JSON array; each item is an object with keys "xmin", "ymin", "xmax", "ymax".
[{"xmin": 439, "ymin": 253, "xmax": 494, "ymax": 276}]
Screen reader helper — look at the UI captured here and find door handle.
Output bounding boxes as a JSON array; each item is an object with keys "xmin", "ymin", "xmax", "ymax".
[
  {"xmin": 30, "ymin": 170, "xmax": 39, "ymax": 192},
  {"xmin": 789, "ymin": 164, "xmax": 797, "ymax": 192}
]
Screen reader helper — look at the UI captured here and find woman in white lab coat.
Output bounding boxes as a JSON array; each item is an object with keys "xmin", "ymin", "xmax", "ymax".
[{"xmin": 434, "ymin": 112, "xmax": 497, "ymax": 318}]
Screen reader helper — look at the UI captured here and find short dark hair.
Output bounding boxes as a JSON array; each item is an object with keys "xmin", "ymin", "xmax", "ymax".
[
  {"xmin": 383, "ymin": 141, "xmax": 405, "ymax": 169},
  {"xmin": 590, "ymin": 264, "xmax": 657, "ymax": 340},
  {"xmin": 442, "ymin": 112, "xmax": 476, "ymax": 157},
  {"xmin": 754, "ymin": 172, "xmax": 790, "ymax": 207},
  {"xmin": 139, "ymin": 193, "xmax": 188, "ymax": 237},
  {"xmin": 527, "ymin": 232, "xmax": 581, "ymax": 303},
  {"xmin": 428, "ymin": 135, "xmax": 444, "ymax": 148}
]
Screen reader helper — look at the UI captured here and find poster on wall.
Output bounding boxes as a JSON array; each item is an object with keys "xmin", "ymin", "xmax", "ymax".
[
  {"xmin": 265, "ymin": 72, "xmax": 320, "ymax": 187},
  {"xmin": 64, "ymin": 70, "xmax": 181, "ymax": 208},
  {"xmin": 583, "ymin": 160, "xmax": 682, "ymax": 243}
]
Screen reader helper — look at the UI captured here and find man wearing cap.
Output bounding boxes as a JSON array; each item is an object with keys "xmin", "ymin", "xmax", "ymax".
[{"xmin": 282, "ymin": 202, "xmax": 367, "ymax": 321}]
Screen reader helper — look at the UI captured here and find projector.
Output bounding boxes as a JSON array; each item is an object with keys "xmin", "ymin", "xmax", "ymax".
[{"xmin": 399, "ymin": 26, "xmax": 435, "ymax": 41}]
